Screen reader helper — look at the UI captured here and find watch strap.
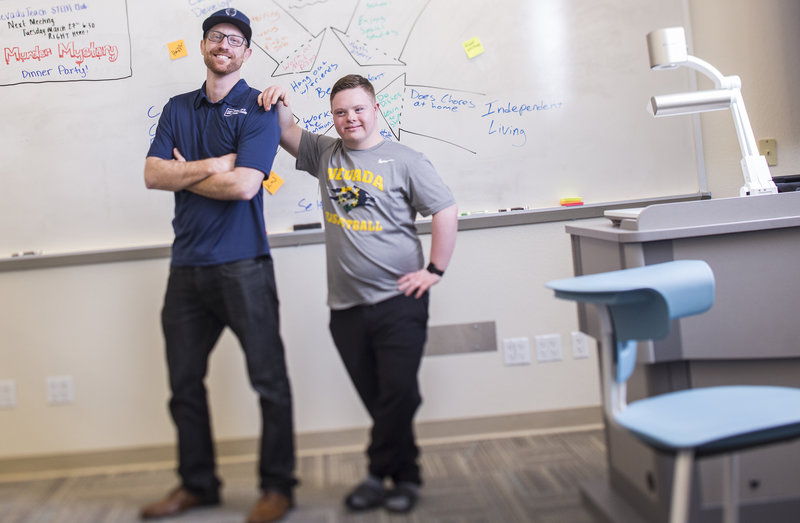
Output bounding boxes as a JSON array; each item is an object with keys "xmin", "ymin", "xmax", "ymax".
[{"xmin": 426, "ymin": 262, "xmax": 444, "ymax": 276}]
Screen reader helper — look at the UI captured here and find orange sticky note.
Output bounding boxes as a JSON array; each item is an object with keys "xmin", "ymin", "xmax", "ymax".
[
  {"xmin": 263, "ymin": 172, "xmax": 284, "ymax": 194},
  {"xmin": 168, "ymin": 39, "xmax": 188, "ymax": 60},
  {"xmin": 463, "ymin": 37, "xmax": 485, "ymax": 59}
]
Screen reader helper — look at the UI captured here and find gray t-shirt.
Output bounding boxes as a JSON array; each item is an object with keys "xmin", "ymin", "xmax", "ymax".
[{"xmin": 296, "ymin": 131, "xmax": 455, "ymax": 309}]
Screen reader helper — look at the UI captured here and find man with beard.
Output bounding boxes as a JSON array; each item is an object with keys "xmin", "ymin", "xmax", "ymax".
[{"xmin": 140, "ymin": 9, "xmax": 297, "ymax": 523}]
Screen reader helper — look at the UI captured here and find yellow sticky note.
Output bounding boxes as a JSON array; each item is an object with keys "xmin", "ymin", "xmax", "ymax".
[
  {"xmin": 463, "ymin": 37, "xmax": 485, "ymax": 59},
  {"xmin": 263, "ymin": 172, "xmax": 284, "ymax": 195},
  {"xmin": 168, "ymin": 39, "xmax": 188, "ymax": 60}
]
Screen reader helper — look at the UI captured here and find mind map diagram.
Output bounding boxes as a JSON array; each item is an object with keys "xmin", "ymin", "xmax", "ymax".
[
  {"xmin": 230, "ymin": 0, "xmax": 563, "ymax": 223},
  {"xmin": 250, "ymin": 0, "xmax": 487, "ymax": 153}
]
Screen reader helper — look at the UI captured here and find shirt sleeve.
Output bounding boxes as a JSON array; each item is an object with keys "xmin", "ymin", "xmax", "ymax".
[
  {"xmin": 296, "ymin": 130, "xmax": 320, "ymax": 176},
  {"xmin": 407, "ymin": 151, "xmax": 456, "ymax": 217},
  {"xmin": 297, "ymin": 130, "xmax": 339, "ymax": 178},
  {"xmin": 234, "ymin": 99, "xmax": 280, "ymax": 176}
]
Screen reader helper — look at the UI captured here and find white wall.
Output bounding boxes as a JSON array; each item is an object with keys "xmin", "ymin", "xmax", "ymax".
[
  {"xmin": 688, "ymin": 0, "xmax": 800, "ymax": 197},
  {"xmin": 0, "ymin": 221, "xmax": 598, "ymax": 458},
  {"xmin": 3, "ymin": 0, "xmax": 800, "ymax": 460}
]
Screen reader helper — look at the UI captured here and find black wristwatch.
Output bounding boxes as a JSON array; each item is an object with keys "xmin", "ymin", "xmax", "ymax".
[{"xmin": 426, "ymin": 262, "xmax": 445, "ymax": 277}]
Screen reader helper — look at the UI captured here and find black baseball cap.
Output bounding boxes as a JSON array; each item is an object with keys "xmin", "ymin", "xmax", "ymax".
[{"xmin": 202, "ymin": 8, "xmax": 252, "ymax": 44}]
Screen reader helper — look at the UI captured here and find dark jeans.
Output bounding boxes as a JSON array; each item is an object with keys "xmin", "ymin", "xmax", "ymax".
[
  {"xmin": 329, "ymin": 292, "xmax": 429, "ymax": 485},
  {"xmin": 161, "ymin": 255, "xmax": 296, "ymax": 499}
]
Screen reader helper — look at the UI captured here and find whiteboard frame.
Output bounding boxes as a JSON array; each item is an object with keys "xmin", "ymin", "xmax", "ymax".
[{"xmin": 0, "ymin": 192, "xmax": 708, "ymax": 272}]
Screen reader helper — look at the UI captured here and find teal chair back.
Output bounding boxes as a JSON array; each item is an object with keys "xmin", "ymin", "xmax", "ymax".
[{"xmin": 547, "ymin": 260, "xmax": 714, "ymax": 383}]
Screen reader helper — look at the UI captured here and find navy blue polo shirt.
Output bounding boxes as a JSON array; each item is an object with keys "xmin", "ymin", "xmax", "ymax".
[{"xmin": 147, "ymin": 79, "xmax": 280, "ymax": 266}]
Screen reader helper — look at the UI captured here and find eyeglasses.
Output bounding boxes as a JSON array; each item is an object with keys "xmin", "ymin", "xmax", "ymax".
[{"xmin": 206, "ymin": 30, "xmax": 247, "ymax": 48}]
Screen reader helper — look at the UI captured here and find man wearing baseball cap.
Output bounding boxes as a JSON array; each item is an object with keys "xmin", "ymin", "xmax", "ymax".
[
  {"xmin": 140, "ymin": 8, "xmax": 297, "ymax": 523},
  {"xmin": 202, "ymin": 7, "xmax": 253, "ymax": 43}
]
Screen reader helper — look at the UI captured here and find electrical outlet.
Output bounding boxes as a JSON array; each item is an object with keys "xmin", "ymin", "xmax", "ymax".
[
  {"xmin": 535, "ymin": 334, "xmax": 563, "ymax": 362},
  {"xmin": 757, "ymin": 138, "xmax": 777, "ymax": 166},
  {"xmin": 571, "ymin": 331, "xmax": 592, "ymax": 359},
  {"xmin": 46, "ymin": 376, "xmax": 75, "ymax": 405},
  {"xmin": 503, "ymin": 337, "xmax": 531, "ymax": 366},
  {"xmin": 0, "ymin": 380, "xmax": 17, "ymax": 409}
]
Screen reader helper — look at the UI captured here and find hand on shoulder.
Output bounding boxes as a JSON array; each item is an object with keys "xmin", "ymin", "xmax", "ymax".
[{"xmin": 258, "ymin": 85, "xmax": 290, "ymax": 110}]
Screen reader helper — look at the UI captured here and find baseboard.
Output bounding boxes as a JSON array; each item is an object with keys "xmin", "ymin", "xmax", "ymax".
[{"xmin": 0, "ymin": 406, "xmax": 602, "ymax": 482}]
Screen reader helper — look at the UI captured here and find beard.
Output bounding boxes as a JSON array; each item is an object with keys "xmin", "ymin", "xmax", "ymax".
[{"xmin": 203, "ymin": 50, "xmax": 243, "ymax": 75}]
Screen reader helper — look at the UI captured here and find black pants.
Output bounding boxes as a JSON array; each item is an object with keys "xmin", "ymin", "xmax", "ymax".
[
  {"xmin": 161, "ymin": 255, "xmax": 296, "ymax": 499},
  {"xmin": 329, "ymin": 292, "xmax": 429, "ymax": 485}
]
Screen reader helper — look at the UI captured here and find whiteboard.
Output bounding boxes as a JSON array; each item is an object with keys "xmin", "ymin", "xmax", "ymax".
[{"xmin": 0, "ymin": 0, "xmax": 699, "ymax": 254}]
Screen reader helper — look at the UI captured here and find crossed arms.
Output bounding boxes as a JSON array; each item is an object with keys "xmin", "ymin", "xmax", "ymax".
[{"xmin": 144, "ymin": 149, "xmax": 264, "ymax": 201}]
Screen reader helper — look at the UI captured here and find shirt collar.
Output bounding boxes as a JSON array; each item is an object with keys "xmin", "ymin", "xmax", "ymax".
[{"xmin": 193, "ymin": 78, "xmax": 250, "ymax": 109}]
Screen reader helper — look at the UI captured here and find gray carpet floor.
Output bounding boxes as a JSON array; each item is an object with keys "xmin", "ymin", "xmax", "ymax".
[{"xmin": 0, "ymin": 429, "xmax": 606, "ymax": 523}]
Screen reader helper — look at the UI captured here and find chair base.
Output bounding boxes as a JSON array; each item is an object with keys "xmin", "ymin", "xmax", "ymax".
[
  {"xmin": 580, "ymin": 476, "xmax": 800, "ymax": 523},
  {"xmin": 580, "ymin": 478, "xmax": 649, "ymax": 523}
]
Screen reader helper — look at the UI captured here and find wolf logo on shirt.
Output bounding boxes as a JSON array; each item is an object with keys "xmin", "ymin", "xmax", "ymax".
[{"xmin": 330, "ymin": 186, "xmax": 375, "ymax": 213}]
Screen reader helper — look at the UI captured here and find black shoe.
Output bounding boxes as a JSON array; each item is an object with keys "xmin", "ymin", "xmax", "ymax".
[
  {"xmin": 344, "ymin": 477, "xmax": 385, "ymax": 511},
  {"xmin": 384, "ymin": 482, "xmax": 419, "ymax": 513}
]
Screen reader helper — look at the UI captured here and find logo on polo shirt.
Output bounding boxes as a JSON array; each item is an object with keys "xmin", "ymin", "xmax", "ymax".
[{"xmin": 224, "ymin": 107, "xmax": 248, "ymax": 117}]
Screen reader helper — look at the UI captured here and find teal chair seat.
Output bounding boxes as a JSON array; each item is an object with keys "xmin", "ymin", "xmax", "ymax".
[
  {"xmin": 547, "ymin": 260, "xmax": 800, "ymax": 523},
  {"xmin": 618, "ymin": 385, "xmax": 800, "ymax": 455}
]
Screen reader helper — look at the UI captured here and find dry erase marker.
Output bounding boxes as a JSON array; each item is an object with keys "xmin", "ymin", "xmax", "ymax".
[{"xmin": 560, "ymin": 197, "xmax": 583, "ymax": 207}]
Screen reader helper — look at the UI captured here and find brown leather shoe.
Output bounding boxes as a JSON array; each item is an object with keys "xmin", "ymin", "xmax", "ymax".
[
  {"xmin": 246, "ymin": 490, "xmax": 292, "ymax": 523},
  {"xmin": 140, "ymin": 486, "xmax": 217, "ymax": 519}
]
